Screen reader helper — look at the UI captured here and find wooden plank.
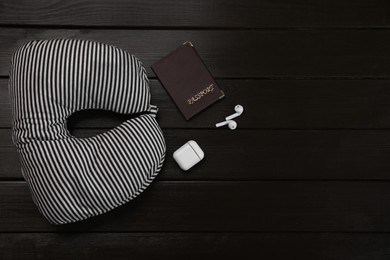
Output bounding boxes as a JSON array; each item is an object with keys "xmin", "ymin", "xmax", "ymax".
[
  {"xmin": 2, "ymin": 28, "xmax": 390, "ymax": 77},
  {"xmin": 4, "ymin": 79, "xmax": 390, "ymax": 129},
  {"xmin": 1, "ymin": 181, "xmax": 390, "ymax": 232},
  {"xmin": 1, "ymin": 233, "xmax": 390, "ymax": 260},
  {"xmin": 3, "ymin": 129, "xmax": 390, "ymax": 180},
  {"xmin": 1, "ymin": 0, "xmax": 389, "ymax": 28}
]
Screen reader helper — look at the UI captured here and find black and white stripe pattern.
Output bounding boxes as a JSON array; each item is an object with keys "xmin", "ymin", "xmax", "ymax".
[{"xmin": 9, "ymin": 39, "xmax": 166, "ymax": 225}]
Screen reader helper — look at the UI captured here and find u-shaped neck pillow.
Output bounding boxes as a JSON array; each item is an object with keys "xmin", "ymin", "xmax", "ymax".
[{"xmin": 9, "ymin": 39, "xmax": 166, "ymax": 225}]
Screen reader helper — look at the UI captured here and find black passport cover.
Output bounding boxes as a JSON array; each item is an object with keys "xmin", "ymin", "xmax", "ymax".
[{"xmin": 151, "ymin": 42, "xmax": 224, "ymax": 120}]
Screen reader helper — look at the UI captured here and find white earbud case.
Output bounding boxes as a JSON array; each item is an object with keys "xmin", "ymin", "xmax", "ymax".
[{"xmin": 173, "ymin": 140, "xmax": 204, "ymax": 171}]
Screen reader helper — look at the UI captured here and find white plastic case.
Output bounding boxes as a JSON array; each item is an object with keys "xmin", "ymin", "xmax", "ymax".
[{"xmin": 173, "ymin": 140, "xmax": 204, "ymax": 171}]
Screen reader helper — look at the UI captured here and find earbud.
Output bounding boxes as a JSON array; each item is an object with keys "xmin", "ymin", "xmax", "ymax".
[
  {"xmin": 225, "ymin": 105, "xmax": 244, "ymax": 120},
  {"xmin": 215, "ymin": 120, "xmax": 237, "ymax": 130}
]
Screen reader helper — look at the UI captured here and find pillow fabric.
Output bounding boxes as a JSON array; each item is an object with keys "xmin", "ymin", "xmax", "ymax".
[{"xmin": 9, "ymin": 39, "xmax": 166, "ymax": 225}]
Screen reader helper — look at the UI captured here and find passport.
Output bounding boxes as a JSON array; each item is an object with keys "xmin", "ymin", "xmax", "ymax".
[{"xmin": 151, "ymin": 42, "xmax": 225, "ymax": 120}]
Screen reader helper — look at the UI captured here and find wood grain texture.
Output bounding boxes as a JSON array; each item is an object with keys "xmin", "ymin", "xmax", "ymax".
[
  {"xmin": 1, "ymin": 0, "xmax": 390, "ymax": 28},
  {"xmin": 2, "ymin": 28, "xmax": 390, "ymax": 77},
  {"xmin": 1, "ymin": 0, "xmax": 390, "ymax": 257},
  {"xmin": 3, "ymin": 129, "xmax": 390, "ymax": 180},
  {"xmin": 1, "ymin": 181, "xmax": 390, "ymax": 232},
  {"xmin": 1, "ymin": 233, "xmax": 390, "ymax": 260},
  {"xmin": 4, "ymin": 79, "xmax": 390, "ymax": 129}
]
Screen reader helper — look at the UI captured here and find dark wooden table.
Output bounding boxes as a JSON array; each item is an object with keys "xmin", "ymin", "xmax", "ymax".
[{"xmin": 2, "ymin": 1, "xmax": 390, "ymax": 259}]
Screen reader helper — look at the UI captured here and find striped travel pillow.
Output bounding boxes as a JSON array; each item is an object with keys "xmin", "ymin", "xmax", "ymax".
[{"xmin": 9, "ymin": 39, "xmax": 166, "ymax": 225}]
